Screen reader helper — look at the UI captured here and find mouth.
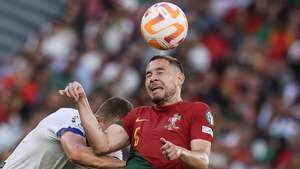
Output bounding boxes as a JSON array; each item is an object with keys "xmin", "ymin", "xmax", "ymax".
[{"xmin": 150, "ymin": 86, "xmax": 164, "ymax": 93}]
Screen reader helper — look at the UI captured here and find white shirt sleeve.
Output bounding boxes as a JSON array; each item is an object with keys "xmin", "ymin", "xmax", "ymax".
[
  {"xmin": 108, "ymin": 150, "xmax": 123, "ymax": 160},
  {"xmin": 44, "ymin": 108, "xmax": 86, "ymax": 140}
]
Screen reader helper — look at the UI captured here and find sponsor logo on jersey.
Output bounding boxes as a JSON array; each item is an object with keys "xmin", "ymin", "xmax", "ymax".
[
  {"xmin": 135, "ymin": 117, "xmax": 150, "ymax": 123},
  {"xmin": 165, "ymin": 113, "xmax": 181, "ymax": 130}
]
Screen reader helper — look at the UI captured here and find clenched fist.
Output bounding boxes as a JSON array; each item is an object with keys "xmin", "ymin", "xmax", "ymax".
[
  {"xmin": 59, "ymin": 81, "xmax": 86, "ymax": 102},
  {"xmin": 160, "ymin": 137, "xmax": 184, "ymax": 160}
]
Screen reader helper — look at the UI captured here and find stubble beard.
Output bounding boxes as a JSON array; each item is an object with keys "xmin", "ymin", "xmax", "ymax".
[{"xmin": 151, "ymin": 87, "xmax": 177, "ymax": 106}]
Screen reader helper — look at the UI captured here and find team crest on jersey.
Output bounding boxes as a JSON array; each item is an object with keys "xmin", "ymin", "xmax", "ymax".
[
  {"xmin": 165, "ymin": 113, "xmax": 181, "ymax": 130},
  {"xmin": 206, "ymin": 112, "xmax": 214, "ymax": 126}
]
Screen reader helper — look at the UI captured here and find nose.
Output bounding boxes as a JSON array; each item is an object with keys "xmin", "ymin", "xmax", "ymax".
[{"xmin": 149, "ymin": 74, "xmax": 159, "ymax": 83}]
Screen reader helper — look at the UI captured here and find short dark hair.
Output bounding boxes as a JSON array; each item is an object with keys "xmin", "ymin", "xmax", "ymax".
[
  {"xmin": 95, "ymin": 97, "xmax": 133, "ymax": 119},
  {"xmin": 149, "ymin": 55, "xmax": 184, "ymax": 73}
]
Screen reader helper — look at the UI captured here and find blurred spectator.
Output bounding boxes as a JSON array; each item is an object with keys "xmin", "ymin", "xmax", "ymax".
[{"xmin": 98, "ymin": 55, "xmax": 141, "ymax": 97}]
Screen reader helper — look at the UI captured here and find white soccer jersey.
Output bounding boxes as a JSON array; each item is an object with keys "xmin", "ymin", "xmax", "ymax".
[{"xmin": 3, "ymin": 108, "xmax": 122, "ymax": 169}]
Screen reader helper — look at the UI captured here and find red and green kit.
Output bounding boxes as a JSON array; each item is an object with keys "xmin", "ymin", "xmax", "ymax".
[{"xmin": 118, "ymin": 101, "xmax": 214, "ymax": 169}]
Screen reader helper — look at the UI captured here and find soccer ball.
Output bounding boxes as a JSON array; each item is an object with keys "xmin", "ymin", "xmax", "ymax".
[{"xmin": 141, "ymin": 2, "xmax": 188, "ymax": 50}]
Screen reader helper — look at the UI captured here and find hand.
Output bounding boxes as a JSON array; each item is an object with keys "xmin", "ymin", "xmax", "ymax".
[
  {"xmin": 160, "ymin": 137, "xmax": 183, "ymax": 160},
  {"xmin": 59, "ymin": 81, "xmax": 86, "ymax": 102}
]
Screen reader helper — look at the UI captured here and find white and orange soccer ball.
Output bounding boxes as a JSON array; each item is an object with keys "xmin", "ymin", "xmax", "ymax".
[{"xmin": 141, "ymin": 2, "xmax": 188, "ymax": 50}]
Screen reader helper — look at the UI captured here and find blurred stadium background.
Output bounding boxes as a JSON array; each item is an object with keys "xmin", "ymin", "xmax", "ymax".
[{"xmin": 0, "ymin": 0, "xmax": 299, "ymax": 168}]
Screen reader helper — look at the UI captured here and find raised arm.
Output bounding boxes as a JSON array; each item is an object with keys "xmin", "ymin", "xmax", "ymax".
[
  {"xmin": 77, "ymin": 96, "xmax": 130, "ymax": 154},
  {"xmin": 59, "ymin": 82, "xmax": 130, "ymax": 154},
  {"xmin": 60, "ymin": 131, "xmax": 126, "ymax": 169}
]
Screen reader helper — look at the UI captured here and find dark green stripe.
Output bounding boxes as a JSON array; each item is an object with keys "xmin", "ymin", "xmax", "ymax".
[
  {"xmin": 114, "ymin": 121, "xmax": 152, "ymax": 169},
  {"xmin": 125, "ymin": 150, "xmax": 152, "ymax": 169}
]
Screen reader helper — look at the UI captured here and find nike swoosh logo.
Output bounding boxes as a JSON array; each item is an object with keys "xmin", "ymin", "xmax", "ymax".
[{"xmin": 135, "ymin": 118, "xmax": 149, "ymax": 122}]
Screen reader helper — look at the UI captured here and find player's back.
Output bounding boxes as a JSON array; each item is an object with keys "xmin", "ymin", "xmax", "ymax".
[{"xmin": 3, "ymin": 108, "xmax": 82, "ymax": 169}]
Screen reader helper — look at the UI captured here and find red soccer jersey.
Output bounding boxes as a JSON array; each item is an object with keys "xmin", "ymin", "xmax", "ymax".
[{"xmin": 121, "ymin": 101, "xmax": 214, "ymax": 169}]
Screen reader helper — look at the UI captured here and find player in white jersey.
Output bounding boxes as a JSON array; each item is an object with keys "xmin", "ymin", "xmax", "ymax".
[{"xmin": 2, "ymin": 96, "xmax": 133, "ymax": 169}]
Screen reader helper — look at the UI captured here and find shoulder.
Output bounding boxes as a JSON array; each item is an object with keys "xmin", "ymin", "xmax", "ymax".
[
  {"xmin": 134, "ymin": 106, "xmax": 152, "ymax": 111},
  {"xmin": 185, "ymin": 101, "xmax": 214, "ymax": 126},
  {"xmin": 55, "ymin": 108, "xmax": 78, "ymax": 115},
  {"xmin": 51, "ymin": 108, "xmax": 79, "ymax": 118},
  {"xmin": 128, "ymin": 106, "xmax": 152, "ymax": 114},
  {"xmin": 181, "ymin": 101, "xmax": 212, "ymax": 121},
  {"xmin": 182, "ymin": 101, "xmax": 209, "ymax": 112},
  {"xmin": 42, "ymin": 108, "xmax": 79, "ymax": 124},
  {"xmin": 122, "ymin": 106, "xmax": 152, "ymax": 120}
]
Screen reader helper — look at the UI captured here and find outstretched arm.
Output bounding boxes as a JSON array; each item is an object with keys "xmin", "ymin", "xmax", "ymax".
[
  {"xmin": 59, "ymin": 82, "xmax": 130, "ymax": 155},
  {"xmin": 60, "ymin": 131, "xmax": 125, "ymax": 169}
]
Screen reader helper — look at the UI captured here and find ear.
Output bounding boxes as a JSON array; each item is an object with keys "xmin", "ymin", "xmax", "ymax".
[{"xmin": 177, "ymin": 72, "xmax": 185, "ymax": 86}]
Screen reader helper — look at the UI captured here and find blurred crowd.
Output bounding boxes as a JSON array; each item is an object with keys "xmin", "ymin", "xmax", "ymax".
[{"xmin": 0, "ymin": 0, "xmax": 300, "ymax": 168}]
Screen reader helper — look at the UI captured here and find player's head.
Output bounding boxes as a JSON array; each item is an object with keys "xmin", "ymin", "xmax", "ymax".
[
  {"xmin": 145, "ymin": 55, "xmax": 185, "ymax": 106},
  {"xmin": 95, "ymin": 97, "xmax": 133, "ymax": 129}
]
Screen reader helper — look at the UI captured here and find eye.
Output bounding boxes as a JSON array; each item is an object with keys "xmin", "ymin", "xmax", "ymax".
[
  {"xmin": 157, "ymin": 71, "xmax": 164, "ymax": 75},
  {"xmin": 145, "ymin": 72, "xmax": 152, "ymax": 78}
]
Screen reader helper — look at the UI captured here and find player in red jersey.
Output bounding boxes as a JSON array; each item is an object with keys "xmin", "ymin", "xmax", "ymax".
[{"xmin": 60, "ymin": 55, "xmax": 214, "ymax": 169}]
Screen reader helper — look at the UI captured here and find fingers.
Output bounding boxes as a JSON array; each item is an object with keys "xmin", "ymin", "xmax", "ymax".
[
  {"xmin": 65, "ymin": 85, "xmax": 73, "ymax": 98},
  {"xmin": 163, "ymin": 148, "xmax": 181, "ymax": 160},
  {"xmin": 72, "ymin": 83, "xmax": 80, "ymax": 100},
  {"xmin": 72, "ymin": 81, "xmax": 85, "ymax": 98},
  {"xmin": 59, "ymin": 81, "xmax": 85, "ymax": 102},
  {"xmin": 161, "ymin": 145, "xmax": 174, "ymax": 159},
  {"xmin": 160, "ymin": 137, "xmax": 167, "ymax": 145},
  {"xmin": 160, "ymin": 138, "xmax": 181, "ymax": 160},
  {"xmin": 69, "ymin": 83, "xmax": 79, "ymax": 101},
  {"xmin": 59, "ymin": 90, "xmax": 66, "ymax": 96},
  {"xmin": 161, "ymin": 141, "xmax": 171, "ymax": 152},
  {"xmin": 166, "ymin": 152, "xmax": 177, "ymax": 160}
]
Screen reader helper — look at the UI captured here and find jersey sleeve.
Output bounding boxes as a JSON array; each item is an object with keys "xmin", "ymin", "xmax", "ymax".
[
  {"xmin": 49, "ymin": 108, "xmax": 86, "ymax": 140},
  {"xmin": 117, "ymin": 109, "xmax": 138, "ymax": 140},
  {"xmin": 190, "ymin": 103, "xmax": 214, "ymax": 142},
  {"xmin": 108, "ymin": 150, "xmax": 123, "ymax": 160}
]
